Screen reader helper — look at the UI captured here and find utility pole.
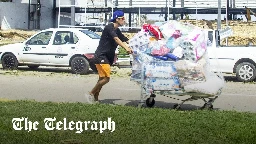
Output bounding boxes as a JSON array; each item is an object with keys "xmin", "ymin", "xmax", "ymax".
[
  {"xmin": 173, "ymin": 0, "xmax": 176, "ymax": 20},
  {"xmin": 28, "ymin": 0, "xmax": 30, "ymax": 29},
  {"xmin": 36, "ymin": 0, "xmax": 41, "ymax": 29},
  {"xmin": 216, "ymin": 0, "xmax": 221, "ymax": 46},
  {"xmin": 71, "ymin": 0, "xmax": 75, "ymax": 26},
  {"xmin": 165, "ymin": 0, "xmax": 167, "ymax": 21},
  {"xmin": 181, "ymin": 0, "xmax": 184, "ymax": 19}
]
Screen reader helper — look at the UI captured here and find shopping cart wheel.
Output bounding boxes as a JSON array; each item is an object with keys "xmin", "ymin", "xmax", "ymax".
[
  {"xmin": 150, "ymin": 94, "xmax": 156, "ymax": 98},
  {"xmin": 146, "ymin": 98, "xmax": 155, "ymax": 108}
]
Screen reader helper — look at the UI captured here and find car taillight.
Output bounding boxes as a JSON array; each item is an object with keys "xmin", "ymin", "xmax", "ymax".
[{"xmin": 84, "ymin": 54, "xmax": 94, "ymax": 59}]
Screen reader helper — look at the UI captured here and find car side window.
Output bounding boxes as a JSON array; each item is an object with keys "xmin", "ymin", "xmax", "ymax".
[
  {"xmin": 53, "ymin": 31, "xmax": 79, "ymax": 45},
  {"xmin": 27, "ymin": 31, "xmax": 53, "ymax": 45},
  {"xmin": 73, "ymin": 34, "xmax": 79, "ymax": 44}
]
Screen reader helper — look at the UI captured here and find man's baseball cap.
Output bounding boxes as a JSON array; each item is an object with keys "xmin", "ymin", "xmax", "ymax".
[{"xmin": 110, "ymin": 10, "xmax": 124, "ymax": 22}]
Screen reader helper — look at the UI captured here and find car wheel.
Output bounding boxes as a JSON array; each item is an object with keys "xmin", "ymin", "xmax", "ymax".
[
  {"xmin": 28, "ymin": 65, "xmax": 40, "ymax": 69},
  {"xmin": 236, "ymin": 62, "xmax": 256, "ymax": 82},
  {"xmin": 70, "ymin": 56, "xmax": 89, "ymax": 75},
  {"xmin": 1, "ymin": 53, "xmax": 18, "ymax": 70}
]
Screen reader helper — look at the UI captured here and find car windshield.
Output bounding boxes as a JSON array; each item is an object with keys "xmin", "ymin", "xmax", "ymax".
[{"xmin": 79, "ymin": 30, "xmax": 101, "ymax": 39}]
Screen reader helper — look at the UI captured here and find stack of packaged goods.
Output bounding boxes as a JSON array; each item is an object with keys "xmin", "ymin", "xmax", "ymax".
[{"xmin": 129, "ymin": 20, "xmax": 224, "ymax": 96}]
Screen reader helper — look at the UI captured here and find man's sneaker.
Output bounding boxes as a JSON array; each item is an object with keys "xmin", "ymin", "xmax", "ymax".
[{"xmin": 85, "ymin": 93, "xmax": 95, "ymax": 104}]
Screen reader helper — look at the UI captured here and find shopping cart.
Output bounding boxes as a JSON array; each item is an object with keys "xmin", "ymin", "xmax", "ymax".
[
  {"xmin": 131, "ymin": 58, "xmax": 224, "ymax": 110},
  {"xmin": 128, "ymin": 21, "xmax": 225, "ymax": 110}
]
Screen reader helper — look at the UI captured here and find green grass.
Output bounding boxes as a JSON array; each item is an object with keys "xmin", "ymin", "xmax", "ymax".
[
  {"xmin": 117, "ymin": 54, "xmax": 130, "ymax": 58},
  {"xmin": 0, "ymin": 100, "xmax": 256, "ymax": 144}
]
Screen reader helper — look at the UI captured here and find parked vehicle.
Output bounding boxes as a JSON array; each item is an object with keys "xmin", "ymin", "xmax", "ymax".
[
  {"xmin": 0, "ymin": 28, "xmax": 103, "ymax": 74},
  {"xmin": 207, "ymin": 29, "xmax": 256, "ymax": 82},
  {"xmin": 122, "ymin": 28, "xmax": 256, "ymax": 82}
]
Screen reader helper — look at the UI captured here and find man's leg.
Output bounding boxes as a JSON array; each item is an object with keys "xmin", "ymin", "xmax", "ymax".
[
  {"xmin": 90, "ymin": 77, "xmax": 109, "ymax": 101},
  {"xmin": 93, "ymin": 77, "xmax": 103, "ymax": 101},
  {"xmin": 89, "ymin": 64, "xmax": 111, "ymax": 102}
]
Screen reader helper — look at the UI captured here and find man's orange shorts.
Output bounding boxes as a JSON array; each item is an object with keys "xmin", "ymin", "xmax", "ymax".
[{"xmin": 95, "ymin": 64, "xmax": 111, "ymax": 77}]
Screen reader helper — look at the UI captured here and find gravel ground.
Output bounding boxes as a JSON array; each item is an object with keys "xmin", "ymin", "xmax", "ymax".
[{"xmin": 0, "ymin": 65, "xmax": 256, "ymax": 113}]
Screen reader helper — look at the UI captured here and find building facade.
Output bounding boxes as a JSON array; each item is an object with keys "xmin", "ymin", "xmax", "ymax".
[{"xmin": 0, "ymin": 0, "xmax": 256, "ymax": 30}]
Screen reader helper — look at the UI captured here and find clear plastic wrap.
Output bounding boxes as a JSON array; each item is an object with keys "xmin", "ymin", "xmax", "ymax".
[{"xmin": 129, "ymin": 21, "xmax": 225, "ymax": 96}]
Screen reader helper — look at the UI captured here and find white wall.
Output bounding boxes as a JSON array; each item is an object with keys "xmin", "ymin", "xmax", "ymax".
[
  {"xmin": 0, "ymin": 0, "xmax": 110, "ymax": 30},
  {"xmin": 0, "ymin": 2, "xmax": 28, "ymax": 30},
  {"xmin": 1, "ymin": 0, "xmax": 55, "ymax": 30}
]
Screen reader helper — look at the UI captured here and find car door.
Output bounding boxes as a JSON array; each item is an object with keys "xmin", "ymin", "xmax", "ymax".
[
  {"xmin": 21, "ymin": 31, "xmax": 53, "ymax": 64},
  {"xmin": 48, "ymin": 31, "xmax": 79, "ymax": 65},
  {"xmin": 207, "ymin": 31, "xmax": 235, "ymax": 73}
]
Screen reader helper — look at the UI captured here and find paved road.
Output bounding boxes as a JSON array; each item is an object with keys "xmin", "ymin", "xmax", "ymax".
[{"xmin": 0, "ymin": 66, "xmax": 256, "ymax": 113}]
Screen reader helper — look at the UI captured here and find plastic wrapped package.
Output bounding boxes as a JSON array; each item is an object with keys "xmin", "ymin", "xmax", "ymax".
[
  {"xmin": 172, "ymin": 30, "xmax": 182, "ymax": 39},
  {"xmin": 142, "ymin": 61, "xmax": 181, "ymax": 92},
  {"xmin": 172, "ymin": 46, "xmax": 184, "ymax": 58},
  {"xmin": 180, "ymin": 30, "xmax": 207, "ymax": 62},
  {"xmin": 182, "ymin": 51, "xmax": 225, "ymax": 95},
  {"xmin": 144, "ymin": 62, "xmax": 178, "ymax": 78},
  {"xmin": 129, "ymin": 20, "xmax": 225, "ymax": 97},
  {"xmin": 165, "ymin": 37, "xmax": 183, "ymax": 50},
  {"xmin": 153, "ymin": 56, "xmax": 169, "ymax": 61},
  {"xmin": 183, "ymin": 73, "xmax": 224, "ymax": 96},
  {"xmin": 164, "ymin": 53, "xmax": 179, "ymax": 61},
  {"xmin": 177, "ymin": 22, "xmax": 197, "ymax": 36},
  {"xmin": 136, "ymin": 52, "xmax": 156, "ymax": 64},
  {"xmin": 150, "ymin": 40, "xmax": 171, "ymax": 56},
  {"xmin": 143, "ymin": 24, "xmax": 164, "ymax": 40},
  {"xmin": 159, "ymin": 20, "xmax": 179, "ymax": 39},
  {"xmin": 174, "ymin": 56, "xmax": 207, "ymax": 88},
  {"xmin": 159, "ymin": 20, "xmax": 194, "ymax": 39},
  {"xmin": 145, "ymin": 77, "xmax": 180, "ymax": 91},
  {"xmin": 130, "ymin": 53, "xmax": 143, "ymax": 82},
  {"xmin": 129, "ymin": 31, "xmax": 151, "ymax": 52}
]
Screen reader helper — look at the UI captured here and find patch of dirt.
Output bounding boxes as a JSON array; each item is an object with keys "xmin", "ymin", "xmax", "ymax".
[
  {"xmin": 1, "ymin": 20, "xmax": 256, "ymax": 46},
  {"xmin": 0, "ymin": 29, "xmax": 37, "ymax": 45}
]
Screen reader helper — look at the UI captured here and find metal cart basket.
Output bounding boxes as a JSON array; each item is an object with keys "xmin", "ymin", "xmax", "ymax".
[
  {"xmin": 128, "ymin": 21, "xmax": 225, "ymax": 110},
  {"xmin": 131, "ymin": 58, "xmax": 224, "ymax": 110}
]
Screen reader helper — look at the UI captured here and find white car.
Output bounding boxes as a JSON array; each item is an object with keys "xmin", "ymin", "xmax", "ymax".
[
  {"xmin": 206, "ymin": 29, "xmax": 256, "ymax": 82},
  {"xmin": 0, "ymin": 28, "xmax": 102, "ymax": 74}
]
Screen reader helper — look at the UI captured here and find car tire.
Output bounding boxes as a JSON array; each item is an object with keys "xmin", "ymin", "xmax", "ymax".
[
  {"xmin": 1, "ymin": 53, "xmax": 18, "ymax": 70},
  {"xmin": 236, "ymin": 62, "xmax": 256, "ymax": 82},
  {"xmin": 70, "ymin": 56, "xmax": 89, "ymax": 75},
  {"xmin": 28, "ymin": 65, "xmax": 40, "ymax": 69}
]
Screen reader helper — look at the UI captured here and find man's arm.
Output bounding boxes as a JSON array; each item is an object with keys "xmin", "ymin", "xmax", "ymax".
[
  {"xmin": 113, "ymin": 37, "xmax": 132, "ymax": 54},
  {"xmin": 116, "ymin": 28, "xmax": 130, "ymax": 44},
  {"xmin": 106, "ymin": 24, "xmax": 132, "ymax": 54}
]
